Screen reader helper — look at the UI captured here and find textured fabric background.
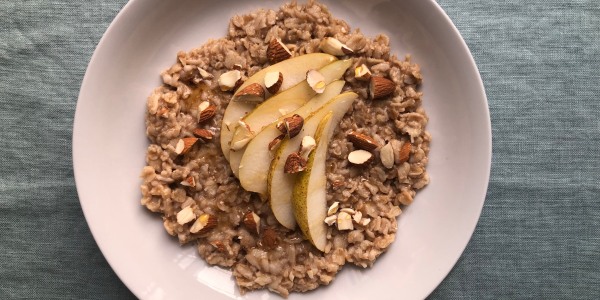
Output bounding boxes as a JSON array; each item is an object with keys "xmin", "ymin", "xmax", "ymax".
[{"xmin": 0, "ymin": 0, "xmax": 598, "ymax": 299}]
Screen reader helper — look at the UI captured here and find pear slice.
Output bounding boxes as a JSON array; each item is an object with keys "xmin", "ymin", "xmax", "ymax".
[
  {"xmin": 292, "ymin": 93, "xmax": 356, "ymax": 251},
  {"xmin": 270, "ymin": 92, "xmax": 357, "ymax": 230},
  {"xmin": 228, "ymin": 59, "xmax": 353, "ymax": 177},
  {"xmin": 220, "ymin": 53, "xmax": 336, "ymax": 161},
  {"xmin": 236, "ymin": 81, "xmax": 346, "ymax": 192}
]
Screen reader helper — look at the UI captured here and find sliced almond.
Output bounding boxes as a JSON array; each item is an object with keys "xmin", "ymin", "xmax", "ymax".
[
  {"xmin": 348, "ymin": 150, "xmax": 373, "ymax": 165},
  {"xmin": 264, "ymin": 71, "xmax": 283, "ymax": 94},
  {"xmin": 176, "ymin": 206, "xmax": 196, "ymax": 225},
  {"xmin": 361, "ymin": 218, "xmax": 371, "ymax": 226},
  {"xmin": 336, "ymin": 211, "xmax": 354, "ymax": 231},
  {"xmin": 261, "ymin": 227, "xmax": 278, "ymax": 249},
  {"xmin": 180, "ymin": 176, "xmax": 196, "ymax": 187},
  {"xmin": 399, "ymin": 141, "xmax": 412, "ymax": 163},
  {"xmin": 198, "ymin": 102, "xmax": 216, "ymax": 123},
  {"xmin": 306, "ymin": 70, "xmax": 326, "ymax": 94},
  {"xmin": 324, "ymin": 215, "xmax": 337, "ymax": 226},
  {"xmin": 189, "ymin": 213, "xmax": 218, "ymax": 234},
  {"xmin": 267, "ymin": 38, "xmax": 292, "ymax": 64},
  {"xmin": 230, "ymin": 120, "xmax": 254, "ymax": 150},
  {"xmin": 276, "ymin": 114, "xmax": 304, "ymax": 138},
  {"xmin": 192, "ymin": 128, "xmax": 214, "ymax": 141},
  {"xmin": 299, "ymin": 135, "xmax": 316, "ymax": 159},
  {"xmin": 157, "ymin": 107, "xmax": 169, "ymax": 118},
  {"xmin": 369, "ymin": 76, "xmax": 396, "ymax": 100},
  {"xmin": 327, "ymin": 201, "xmax": 340, "ymax": 216},
  {"xmin": 354, "ymin": 64, "xmax": 372, "ymax": 81},
  {"xmin": 210, "ymin": 240, "xmax": 227, "ymax": 252},
  {"xmin": 175, "ymin": 137, "xmax": 198, "ymax": 155},
  {"xmin": 380, "ymin": 142, "xmax": 395, "ymax": 169},
  {"xmin": 319, "ymin": 37, "xmax": 354, "ymax": 56},
  {"xmin": 198, "ymin": 68, "xmax": 213, "ymax": 79},
  {"xmin": 243, "ymin": 211, "xmax": 261, "ymax": 235},
  {"xmin": 286, "ymin": 114, "xmax": 304, "ymax": 138},
  {"xmin": 268, "ymin": 134, "xmax": 285, "ymax": 151},
  {"xmin": 218, "ymin": 70, "xmax": 242, "ymax": 92},
  {"xmin": 234, "ymin": 83, "xmax": 265, "ymax": 103},
  {"xmin": 284, "ymin": 152, "xmax": 307, "ymax": 174},
  {"xmin": 353, "ymin": 211, "xmax": 363, "ymax": 223},
  {"xmin": 347, "ymin": 131, "xmax": 380, "ymax": 151}
]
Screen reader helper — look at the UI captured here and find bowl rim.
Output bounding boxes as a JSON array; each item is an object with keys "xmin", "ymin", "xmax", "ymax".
[{"xmin": 73, "ymin": 0, "xmax": 491, "ymax": 298}]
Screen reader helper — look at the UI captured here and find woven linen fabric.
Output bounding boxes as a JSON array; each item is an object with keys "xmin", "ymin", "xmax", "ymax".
[{"xmin": 0, "ymin": 0, "xmax": 598, "ymax": 299}]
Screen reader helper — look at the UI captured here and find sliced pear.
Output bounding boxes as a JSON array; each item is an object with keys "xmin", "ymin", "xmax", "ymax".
[
  {"xmin": 229, "ymin": 59, "xmax": 353, "ymax": 177},
  {"xmin": 220, "ymin": 53, "xmax": 336, "ymax": 161},
  {"xmin": 292, "ymin": 92, "xmax": 356, "ymax": 251},
  {"xmin": 236, "ymin": 81, "xmax": 346, "ymax": 189},
  {"xmin": 270, "ymin": 92, "xmax": 357, "ymax": 230}
]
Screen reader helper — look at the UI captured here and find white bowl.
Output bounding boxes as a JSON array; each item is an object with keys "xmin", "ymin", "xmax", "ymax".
[{"xmin": 73, "ymin": 0, "xmax": 491, "ymax": 299}]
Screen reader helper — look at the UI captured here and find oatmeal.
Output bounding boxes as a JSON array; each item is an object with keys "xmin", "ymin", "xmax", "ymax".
[{"xmin": 140, "ymin": 0, "xmax": 429, "ymax": 296}]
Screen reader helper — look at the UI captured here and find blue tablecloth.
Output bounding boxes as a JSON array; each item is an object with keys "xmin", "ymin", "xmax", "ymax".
[{"xmin": 1, "ymin": 0, "xmax": 598, "ymax": 299}]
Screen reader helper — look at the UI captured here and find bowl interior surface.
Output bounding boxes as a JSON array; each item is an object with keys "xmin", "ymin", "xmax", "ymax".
[{"xmin": 73, "ymin": 0, "xmax": 491, "ymax": 299}]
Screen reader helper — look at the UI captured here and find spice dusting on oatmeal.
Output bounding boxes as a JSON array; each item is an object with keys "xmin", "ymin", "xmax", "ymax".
[{"xmin": 140, "ymin": 0, "xmax": 429, "ymax": 297}]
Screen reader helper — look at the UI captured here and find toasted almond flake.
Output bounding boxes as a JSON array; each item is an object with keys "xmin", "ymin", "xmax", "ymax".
[
  {"xmin": 173, "ymin": 139, "xmax": 185, "ymax": 155},
  {"xmin": 327, "ymin": 202, "xmax": 340, "ymax": 216},
  {"xmin": 231, "ymin": 137, "xmax": 251, "ymax": 151},
  {"xmin": 380, "ymin": 142, "xmax": 395, "ymax": 168},
  {"xmin": 267, "ymin": 38, "xmax": 292, "ymax": 64},
  {"xmin": 192, "ymin": 128, "xmax": 214, "ymax": 141},
  {"xmin": 176, "ymin": 206, "xmax": 196, "ymax": 225},
  {"xmin": 218, "ymin": 70, "xmax": 242, "ymax": 92},
  {"xmin": 399, "ymin": 141, "xmax": 412, "ymax": 163},
  {"xmin": 198, "ymin": 101, "xmax": 210, "ymax": 112},
  {"xmin": 306, "ymin": 70, "xmax": 326, "ymax": 94},
  {"xmin": 180, "ymin": 176, "xmax": 196, "ymax": 187},
  {"xmin": 268, "ymin": 134, "xmax": 285, "ymax": 151},
  {"xmin": 336, "ymin": 211, "xmax": 354, "ymax": 231},
  {"xmin": 234, "ymin": 83, "xmax": 265, "ymax": 103},
  {"xmin": 175, "ymin": 137, "xmax": 198, "ymax": 155},
  {"xmin": 284, "ymin": 114, "xmax": 304, "ymax": 138},
  {"xmin": 361, "ymin": 218, "xmax": 371, "ymax": 226},
  {"xmin": 243, "ymin": 211, "xmax": 261, "ymax": 235},
  {"xmin": 324, "ymin": 215, "xmax": 337, "ymax": 226},
  {"xmin": 353, "ymin": 211, "xmax": 363, "ymax": 223},
  {"xmin": 300, "ymin": 135, "xmax": 316, "ymax": 159},
  {"xmin": 198, "ymin": 68, "xmax": 213, "ymax": 79},
  {"xmin": 231, "ymin": 120, "xmax": 254, "ymax": 150},
  {"xmin": 157, "ymin": 107, "xmax": 169, "ymax": 118},
  {"xmin": 264, "ymin": 71, "xmax": 283, "ymax": 94},
  {"xmin": 348, "ymin": 150, "xmax": 373, "ymax": 165},
  {"xmin": 198, "ymin": 103, "xmax": 216, "ymax": 123},
  {"xmin": 210, "ymin": 240, "xmax": 227, "ymax": 252},
  {"xmin": 354, "ymin": 64, "xmax": 372, "ymax": 81},
  {"xmin": 284, "ymin": 152, "xmax": 307, "ymax": 174},
  {"xmin": 189, "ymin": 213, "xmax": 217, "ymax": 234},
  {"xmin": 319, "ymin": 37, "xmax": 354, "ymax": 56}
]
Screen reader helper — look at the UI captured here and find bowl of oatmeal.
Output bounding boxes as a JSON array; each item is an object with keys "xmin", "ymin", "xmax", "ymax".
[{"xmin": 73, "ymin": 0, "xmax": 491, "ymax": 299}]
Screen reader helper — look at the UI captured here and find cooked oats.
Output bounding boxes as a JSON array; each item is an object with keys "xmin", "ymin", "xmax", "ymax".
[{"xmin": 140, "ymin": 0, "xmax": 429, "ymax": 297}]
